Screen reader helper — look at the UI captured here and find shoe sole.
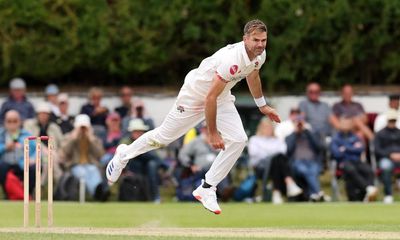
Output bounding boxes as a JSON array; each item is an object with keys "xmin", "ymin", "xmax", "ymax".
[{"xmin": 192, "ymin": 194, "xmax": 221, "ymax": 215}]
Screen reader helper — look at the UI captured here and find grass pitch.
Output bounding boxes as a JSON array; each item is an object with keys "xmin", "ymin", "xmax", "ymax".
[{"xmin": 0, "ymin": 201, "xmax": 400, "ymax": 239}]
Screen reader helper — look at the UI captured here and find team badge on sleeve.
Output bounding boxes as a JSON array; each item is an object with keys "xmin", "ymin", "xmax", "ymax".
[{"xmin": 229, "ymin": 65, "xmax": 238, "ymax": 75}]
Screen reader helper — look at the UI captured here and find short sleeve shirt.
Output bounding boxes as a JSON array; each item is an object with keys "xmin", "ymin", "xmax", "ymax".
[{"xmin": 332, "ymin": 101, "xmax": 365, "ymax": 118}]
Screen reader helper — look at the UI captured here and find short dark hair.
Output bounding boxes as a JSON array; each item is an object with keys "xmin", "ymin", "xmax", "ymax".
[
  {"xmin": 244, "ymin": 19, "xmax": 267, "ymax": 35},
  {"xmin": 389, "ymin": 94, "xmax": 400, "ymax": 101}
]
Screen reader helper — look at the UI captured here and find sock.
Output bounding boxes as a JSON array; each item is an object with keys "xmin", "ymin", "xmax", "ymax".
[{"xmin": 202, "ymin": 181, "xmax": 212, "ymax": 188}]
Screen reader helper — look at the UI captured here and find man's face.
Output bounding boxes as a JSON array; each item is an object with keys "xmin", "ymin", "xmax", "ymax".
[
  {"xmin": 5, "ymin": 115, "xmax": 21, "ymax": 132},
  {"xmin": 243, "ymin": 31, "xmax": 267, "ymax": 58},
  {"xmin": 37, "ymin": 112, "xmax": 50, "ymax": 125},
  {"xmin": 120, "ymin": 88, "xmax": 133, "ymax": 105},
  {"xmin": 91, "ymin": 94, "xmax": 102, "ymax": 106},
  {"xmin": 10, "ymin": 89, "xmax": 25, "ymax": 100},
  {"xmin": 307, "ymin": 83, "xmax": 321, "ymax": 102},
  {"xmin": 341, "ymin": 86, "xmax": 353, "ymax": 103},
  {"xmin": 389, "ymin": 99, "xmax": 399, "ymax": 110}
]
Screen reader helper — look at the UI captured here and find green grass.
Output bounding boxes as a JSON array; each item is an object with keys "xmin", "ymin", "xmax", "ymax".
[{"xmin": 1, "ymin": 201, "xmax": 400, "ymax": 239}]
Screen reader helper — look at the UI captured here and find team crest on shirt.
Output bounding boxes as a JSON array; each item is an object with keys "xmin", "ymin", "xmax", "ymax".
[
  {"xmin": 229, "ymin": 65, "xmax": 239, "ymax": 75},
  {"xmin": 255, "ymin": 61, "xmax": 259, "ymax": 67},
  {"xmin": 177, "ymin": 105, "xmax": 185, "ymax": 113}
]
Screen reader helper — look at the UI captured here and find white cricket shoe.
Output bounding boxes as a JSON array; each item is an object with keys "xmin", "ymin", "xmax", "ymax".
[
  {"xmin": 286, "ymin": 182, "xmax": 303, "ymax": 197},
  {"xmin": 383, "ymin": 195, "xmax": 394, "ymax": 204},
  {"xmin": 192, "ymin": 181, "xmax": 221, "ymax": 214},
  {"xmin": 106, "ymin": 144, "xmax": 128, "ymax": 185},
  {"xmin": 272, "ymin": 190, "xmax": 283, "ymax": 204}
]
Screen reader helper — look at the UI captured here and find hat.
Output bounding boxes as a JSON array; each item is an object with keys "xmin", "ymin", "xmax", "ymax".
[
  {"xmin": 107, "ymin": 112, "xmax": 121, "ymax": 121},
  {"xmin": 9, "ymin": 78, "xmax": 26, "ymax": 90},
  {"xmin": 45, "ymin": 84, "xmax": 59, "ymax": 95},
  {"xmin": 128, "ymin": 119, "xmax": 149, "ymax": 132},
  {"xmin": 57, "ymin": 93, "xmax": 69, "ymax": 103},
  {"xmin": 36, "ymin": 102, "xmax": 51, "ymax": 114},
  {"xmin": 386, "ymin": 109, "xmax": 398, "ymax": 121},
  {"xmin": 74, "ymin": 114, "xmax": 91, "ymax": 128}
]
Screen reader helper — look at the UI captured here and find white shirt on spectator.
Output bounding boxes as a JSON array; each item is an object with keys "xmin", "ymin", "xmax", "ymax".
[
  {"xmin": 374, "ymin": 111, "xmax": 400, "ymax": 132},
  {"xmin": 248, "ymin": 135, "xmax": 287, "ymax": 167}
]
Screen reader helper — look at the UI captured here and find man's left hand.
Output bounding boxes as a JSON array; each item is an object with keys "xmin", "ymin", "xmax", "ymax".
[{"xmin": 259, "ymin": 105, "xmax": 281, "ymax": 123}]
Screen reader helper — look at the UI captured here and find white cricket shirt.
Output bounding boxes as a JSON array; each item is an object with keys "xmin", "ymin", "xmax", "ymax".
[{"xmin": 176, "ymin": 41, "xmax": 266, "ymax": 111}]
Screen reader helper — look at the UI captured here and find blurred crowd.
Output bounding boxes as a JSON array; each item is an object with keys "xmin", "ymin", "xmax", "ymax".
[{"xmin": 0, "ymin": 78, "xmax": 399, "ymax": 204}]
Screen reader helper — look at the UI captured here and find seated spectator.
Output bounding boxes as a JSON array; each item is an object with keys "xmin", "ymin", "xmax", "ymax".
[
  {"xmin": 0, "ymin": 78, "xmax": 35, "ymax": 125},
  {"xmin": 374, "ymin": 94, "xmax": 400, "ymax": 132},
  {"xmin": 53, "ymin": 93, "xmax": 74, "ymax": 134},
  {"xmin": 0, "ymin": 110, "xmax": 35, "ymax": 198},
  {"xmin": 23, "ymin": 102, "xmax": 63, "ymax": 149},
  {"xmin": 122, "ymin": 98, "xmax": 155, "ymax": 134},
  {"xmin": 331, "ymin": 84, "xmax": 374, "ymax": 140},
  {"xmin": 285, "ymin": 115, "xmax": 325, "ymax": 201},
  {"xmin": 115, "ymin": 86, "xmax": 134, "ymax": 119},
  {"xmin": 374, "ymin": 109, "xmax": 400, "ymax": 204},
  {"xmin": 275, "ymin": 107, "xmax": 311, "ymax": 142},
  {"xmin": 59, "ymin": 114, "xmax": 108, "ymax": 201},
  {"xmin": 299, "ymin": 82, "xmax": 333, "ymax": 139},
  {"xmin": 44, "ymin": 84, "xmax": 60, "ymax": 118},
  {"xmin": 80, "ymin": 87, "xmax": 109, "ymax": 129},
  {"xmin": 122, "ymin": 119, "xmax": 165, "ymax": 203},
  {"xmin": 100, "ymin": 112, "xmax": 123, "ymax": 166},
  {"xmin": 248, "ymin": 117, "xmax": 302, "ymax": 204},
  {"xmin": 330, "ymin": 117, "xmax": 377, "ymax": 202}
]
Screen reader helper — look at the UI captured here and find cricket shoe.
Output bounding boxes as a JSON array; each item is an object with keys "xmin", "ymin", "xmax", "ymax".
[
  {"xmin": 192, "ymin": 180, "xmax": 221, "ymax": 215},
  {"xmin": 106, "ymin": 144, "xmax": 128, "ymax": 185}
]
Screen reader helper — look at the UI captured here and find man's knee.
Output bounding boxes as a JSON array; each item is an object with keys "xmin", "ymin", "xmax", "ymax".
[{"xmin": 379, "ymin": 158, "xmax": 394, "ymax": 172}]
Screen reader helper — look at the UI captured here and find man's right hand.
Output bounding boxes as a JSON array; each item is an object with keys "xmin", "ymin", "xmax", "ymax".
[{"xmin": 208, "ymin": 132, "xmax": 225, "ymax": 150}]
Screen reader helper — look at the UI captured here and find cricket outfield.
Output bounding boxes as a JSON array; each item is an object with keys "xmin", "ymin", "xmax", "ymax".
[{"xmin": 0, "ymin": 201, "xmax": 400, "ymax": 239}]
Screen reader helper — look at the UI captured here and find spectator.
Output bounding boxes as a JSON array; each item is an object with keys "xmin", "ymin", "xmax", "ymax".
[
  {"xmin": 122, "ymin": 98, "xmax": 155, "ymax": 134},
  {"xmin": 100, "ymin": 112, "xmax": 123, "ymax": 166},
  {"xmin": 331, "ymin": 84, "xmax": 374, "ymax": 140},
  {"xmin": 248, "ymin": 118, "xmax": 302, "ymax": 204},
  {"xmin": 121, "ymin": 119, "xmax": 164, "ymax": 203},
  {"xmin": 374, "ymin": 94, "xmax": 400, "ymax": 133},
  {"xmin": 299, "ymin": 82, "xmax": 333, "ymax": 139},
  {"xmin": 374, "ymin": 109, "xmax": 400, "ymax": 204},
  {"xmin": 0, "ymin": 110, "xmax": 35, "ymax": 198},
  {"xmin": 285, "ymin": 114, "xmax": 324, "ymax": 201},
  {"xmin": 44, "ymin": 84, "xmax": 60, "ymax": 117},
  {"xmin": 0, "ymin": 78, "xmax": 35, "ymax": 125},
  {"xmin": 53, "ymin": 93, "xmax": 74, "ymax": 134},
  {"xmin": 23, "ymin": 102, "xmax": 63, "ymax": 149},
  {"xmin": 330, "ymin": 117, "xmax": 378, "ymax": 202},
  {"xmin": 59, "ymin": 114, "xmax": 108, "ymax": 201},
  {"xmin": 115, "ymin": 86, "xmax": 133, "ymax": 119},
  {"xmin": 275, "ymin": 107, "xmax": 311, "ymax": 142},
  {"xmin": 80, "ymin": 87, "xmax": 109, "ymax": 128}
]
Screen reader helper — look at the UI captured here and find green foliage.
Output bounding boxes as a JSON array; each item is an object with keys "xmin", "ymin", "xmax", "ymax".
[{"xmin": 0, "ymin": 0, "xmax": 399, "ymax": 91}]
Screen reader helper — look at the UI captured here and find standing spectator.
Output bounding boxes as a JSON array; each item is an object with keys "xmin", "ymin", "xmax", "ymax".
[
  {"xmin": 0, "ymin": 110, "xmax": 35, "ymax": 198},
  {"xmin": 53, "ymin": 93, "xmax": 74, "ymax": 134},
  {"xmin": 59, "ymin": 114, "xmax": 108, "ymax": 201},
  {"xmin": 331, "ymin": 84, "xmax": 374, "ymax": 140},
  {"xmin": 100, "ymin": 112, "xmax": 123, "ymax": 166},
  {"xmin": 23, "ymin": 102, "xmax": 63, "ymax": 149},
  {"xmin": 248, "ymin": 118, "xmax": 302, "ymax": 204},
  {"xmin": 0, "ymin": 78, "xmax": 35, "ymax": 125},
  {"xmin": 330, "ymin": 117, "xmax": 377, "ymax": 202},
  {"xmin": 115, "ymin": 86, "xmax": 134, "ymax": 119},
  {"xmin": 374, "ymin": 94, "xmax": 400, "ymax": 133},
  {"xmin": 374, "ymin": 109, "xmax": 400, "ymax": 204},
  {"xmin": 121, "ymin": 119, "xmax": 164, "ymax": 203},
  {"xmin": 122, "ymin": 98, "xmax": 155, "ymax": 133},
  {"xmin": 275, "ymin": 107, "xmax": 311, "ymax": 142},
  {"xmin": 285, "ymin": 115, "xmax": 324, "ymax": 201},
  {"xmin": 44, "ymin": 84, "xmax": 60, "ymax": 118},
  {"xmin": 299, "ymin": 82, "xmax": 333, "ymax": 139},
  {"xmin": 80, "ymin": 87, "xmax": 109, "ymax": 129}
]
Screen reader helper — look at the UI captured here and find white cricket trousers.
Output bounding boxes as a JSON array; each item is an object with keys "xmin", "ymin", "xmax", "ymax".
[{"xmin": 119, "ymin": 97, "xmax": 248, "ymax": 187}]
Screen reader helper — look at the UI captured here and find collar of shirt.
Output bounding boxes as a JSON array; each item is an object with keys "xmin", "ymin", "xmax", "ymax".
[{"xmin": 240, "ymin": 41, "xmax": 252, "ymax": 66}]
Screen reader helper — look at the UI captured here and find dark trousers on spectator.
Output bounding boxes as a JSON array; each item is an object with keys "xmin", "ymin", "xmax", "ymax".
[
  {"xmin": 342, "ymin": 161, "xmax": 374, "ymax": 200},
  {"xmin": 255, "ymin": 154, "xmax": 292, "ymax": 195}
]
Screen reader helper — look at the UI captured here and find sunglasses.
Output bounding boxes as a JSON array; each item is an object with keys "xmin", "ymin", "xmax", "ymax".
[{"xmin": 6, "ymin": 119, "xmax": 19, "ymax": 123}]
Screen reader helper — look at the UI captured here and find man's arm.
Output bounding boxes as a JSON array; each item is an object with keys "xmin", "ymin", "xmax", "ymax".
[
  {"xmin": 205, "ymin": 74, "xmax": 227, "ymax": 150},
  {"xmin": 246, "ymin": 70, "xmax": 281, "ymax": 123}
]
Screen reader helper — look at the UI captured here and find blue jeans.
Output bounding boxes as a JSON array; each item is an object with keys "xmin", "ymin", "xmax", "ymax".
[
  {"xmin": 379, "ymin": 158, "xmax": 400, "ymax": 196},
  {"xmin": 292, "ymin": 160, "xmax": 320, "ymax": 196},
  {"xmin": 71, "ymin": 164, "xmax": 102, "ymax": 197}
]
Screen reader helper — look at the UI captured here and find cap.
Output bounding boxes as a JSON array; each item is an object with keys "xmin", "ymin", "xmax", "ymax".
[
  {"xmin": 107, "ymin": 112, "xmax": 121, "ymax": 121},
  {"xmin": 45, "ymin": 84, "xmax": 59, "ymax": 95},
  {"xmin": 387, "ymin": 109, "xmax": 398, "ymax": 121},
  {"xmin": 9, "ymin": 78, "xmax": 26, "ymax": 90},
  {"xmin": 36, "ymin": 102, "xmax": 51, "ymax": 114},
  {"xmin": 74, "ymin": 114, "xmax": 91, "ymax": 128},
  {"xmin": 57, "ymin": 93, "xmax": 69, "ymax": 103},
  {"xmin": 128, "ymin": 119, "xmax": 149, "ymax": 132}
]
